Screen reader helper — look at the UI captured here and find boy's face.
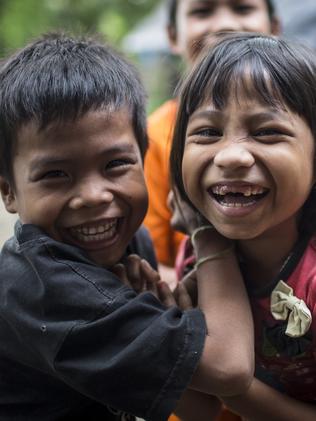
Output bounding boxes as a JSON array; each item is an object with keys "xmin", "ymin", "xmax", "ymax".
[
  {"xmin": 1, "ymin": 109, "xmax": 148, "ymax": 267},
  {"xmin": 182, "ymin": 93, "xmax": 315, "ymax": 243},
  {"xmin": 169, "ymin": 0, "xmax": 279, "ymax": 63}
]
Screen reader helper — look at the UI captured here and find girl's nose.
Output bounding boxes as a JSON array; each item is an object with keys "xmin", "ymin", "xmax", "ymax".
[
  {"xmin": 213, "ymin": 143, "xmax": 255, "ymax": 170},
  {"xmin": 68, "ymin": 179, "xmax": 114, "ymax": 210}
]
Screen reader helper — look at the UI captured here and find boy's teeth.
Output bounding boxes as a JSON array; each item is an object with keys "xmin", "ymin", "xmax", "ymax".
[{"xmin": 70, "ymin": 219, "xmax": 118, "ymax": 242}]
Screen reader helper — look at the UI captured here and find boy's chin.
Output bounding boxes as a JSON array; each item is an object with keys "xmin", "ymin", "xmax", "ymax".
[{"xmin": 86, "ymin": 248, "xmax": 125, "ymax": 269}]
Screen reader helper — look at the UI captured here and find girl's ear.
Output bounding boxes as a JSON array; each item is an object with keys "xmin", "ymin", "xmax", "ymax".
[{"xmin": 0, "ymin": 177, "xmax": 17, "ymax": 214}]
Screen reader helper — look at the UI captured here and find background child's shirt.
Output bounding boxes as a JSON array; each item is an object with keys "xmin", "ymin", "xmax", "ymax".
[
  {"xmin": 144, "ymin": 99, "xmax": 184, "ymax": 266},
  {"xmin": 0, "ymin": 222, "xmax": 206, "ymax": 420}
]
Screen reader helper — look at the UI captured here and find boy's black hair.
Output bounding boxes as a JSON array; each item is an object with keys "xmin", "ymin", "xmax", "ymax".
[
  {"xmin": 167, "ymin": 0, "xmax": 276, "ymax": 29},
  {"xmin": 0, "ymin": 33, "xmax": 148, "ymax": 184},
  {"xmin": 170, "ymin": 33, "xmax": 316, "ymax": 234}
]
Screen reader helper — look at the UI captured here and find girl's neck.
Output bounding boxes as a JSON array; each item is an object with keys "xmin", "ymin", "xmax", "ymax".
[{"xmin": 237, "ymin": 218, "xmax": 299, "ymax": 290}]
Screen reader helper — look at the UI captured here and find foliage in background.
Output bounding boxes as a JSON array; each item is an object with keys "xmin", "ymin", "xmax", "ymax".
[
  {"xmin": 0, "ymin": 0, "xmax": 176, "ymax": 112},
  {"xmin": 0, "ymin": 0, "xmax": 157, "ymax": 55}
]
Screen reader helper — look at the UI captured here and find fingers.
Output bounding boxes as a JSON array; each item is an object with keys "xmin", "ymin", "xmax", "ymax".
[
  {"xmin": 124, "ymin": 254, "xmax": 144, "ymax": 292},
  {"xmin": 113, "ymin": 255, "xmax": 192, "ymax": 312},
  {"xmin": 181, "ymin": 269, "xmax": 198, "ymax": 306},
  {"xmin": 177, "ymin": 282, "xmax": 193, "ymax": 310},
  {"xmin": 157, "ymin": 281, "xmax": 177, "ymax": 308},
  {"xmin": 140, "ymin": 259, "xmax": 160, "ymax": 298},
  {"xmin": 113, "ymin": 255, "xmax": 162, "ymax": 297}
]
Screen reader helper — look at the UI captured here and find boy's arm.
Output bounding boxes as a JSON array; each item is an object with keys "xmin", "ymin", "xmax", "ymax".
[{"xmin": 221, "ymin": 377, "xmax": 316, "ymax": 421}]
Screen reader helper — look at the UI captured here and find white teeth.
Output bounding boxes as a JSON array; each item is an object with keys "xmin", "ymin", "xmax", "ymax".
[
  {"xmin": 221, "ymin": 201, "xmax": 256, "ymax": 208},
  {"xmin": 70, "ymin": 219, "xmax": 118, "ymax": 242},
  {"xmin": 219, "ymin": 186, "xmax": 226, "ymax": 196},
  {"xmin": 243, "ymin": 187, "xmax": 252, "ymax": 197}
]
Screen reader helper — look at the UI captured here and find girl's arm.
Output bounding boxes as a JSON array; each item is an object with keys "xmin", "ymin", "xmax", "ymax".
[
  {"xmin": 221, "ymin": 377, "xmax": 316, "ymax": 421},
  {"xmin": 188, "ymin": 227, "xmax": 254, "ymax": 396},
  {"xmin": 174, "ymin": 389, "xmax": 221, "ymax": 421}
]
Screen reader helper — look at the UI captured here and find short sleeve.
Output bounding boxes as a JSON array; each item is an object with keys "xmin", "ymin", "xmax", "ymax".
[{"xmin": 4, "ymin": 225, "xmax": 206, "ymax": 421}]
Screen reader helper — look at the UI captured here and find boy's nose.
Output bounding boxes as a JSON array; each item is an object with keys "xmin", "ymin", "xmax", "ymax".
[
  {"xmin": 68, "ymin": 179, "xmax": 114, "ymax": 210},
  {"xmin": 213, "ymin": 143, "xmax": 255, "ymax": 170}
]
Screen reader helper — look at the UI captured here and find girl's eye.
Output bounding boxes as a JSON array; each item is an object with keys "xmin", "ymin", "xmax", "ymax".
[
  {"xmin": 106, "ymin": 159, "xmax": 134, "ymax": 170},
  {"xmin": 253, "ymin": 128, "xmax": 287, "ymax": 142},
  {"xmin": 195, "ymin": 127, "xmax": 222, "ymax": 138}
]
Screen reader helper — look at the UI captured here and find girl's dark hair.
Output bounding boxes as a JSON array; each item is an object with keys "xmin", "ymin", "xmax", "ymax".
[
  {"xmin": 170, "ymin": 33, "xmax": 316, "ymax": 234},
  {"xmin": 167, "ymin": 0, "xmax": 276, "ymax": 29},
  {"xmin": 0, "ymin": 33, "xmax": 148, "ymax": 183}
]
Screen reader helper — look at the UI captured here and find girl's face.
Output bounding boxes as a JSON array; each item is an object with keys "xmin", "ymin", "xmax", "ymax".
[{"xmin": 182, "ymin": 92, "xmax": 315, "ymax": 242}]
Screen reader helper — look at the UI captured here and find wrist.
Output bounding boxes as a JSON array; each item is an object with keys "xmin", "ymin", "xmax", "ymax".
[
  {"xmin": 195, "ymin": 244, "xmax": 235, "ymax": 270},
  {"xmin": 191, "ymin": 226, "xmax": 231, "ymax": 256}
]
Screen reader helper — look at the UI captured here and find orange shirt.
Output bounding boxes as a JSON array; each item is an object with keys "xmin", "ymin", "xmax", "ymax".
[{"xmin": 144, "ymin": 99, "xmax": 185, "ymax": 266}]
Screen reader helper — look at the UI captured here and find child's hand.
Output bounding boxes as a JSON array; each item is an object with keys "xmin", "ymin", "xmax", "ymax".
[
  {"xmin": 159, "ymin": 281, "xmax": 193, "ymax": 310},
  {"xmin": 176, "ymin": 269, "xmax": 198, "ymax": 307},
  {"xmin": 112, "ymin": 254, "xmax": 193, "ymax": 310},
  {"xmin": 112, "ymin": 254, "xmax": 160, "ymax": 296}
]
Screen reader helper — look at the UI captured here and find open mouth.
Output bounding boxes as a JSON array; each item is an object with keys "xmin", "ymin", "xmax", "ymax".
[
  {"xmin": 210, "ymin": 184, "xmax": 269, "ymax": 208},
  {"xmin": 69, "ymin": 218, "xmax": 120, "ymax": 243}
]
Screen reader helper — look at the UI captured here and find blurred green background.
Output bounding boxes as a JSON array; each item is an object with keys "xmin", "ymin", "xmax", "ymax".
[
  {"xmin": 0, "ymin": 0, "xmax": 177, "ymax": 113},
  {"xmin": 0, "ymin": 0, "xmax": 156, "ymax": 51}
]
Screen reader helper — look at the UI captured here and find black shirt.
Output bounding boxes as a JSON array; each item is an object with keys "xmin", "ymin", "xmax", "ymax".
[{"xmin": 0, "ymin": 223, "xmax": 205, "ymax": 420}]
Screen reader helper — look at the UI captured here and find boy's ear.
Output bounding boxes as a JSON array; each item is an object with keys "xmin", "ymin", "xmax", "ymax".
[
  {"xmin": 167, "ymin": 25, "xmax": 182, "ymax": 55},
  {"xmin": 271, "ymin": 17, "xmax": 281, "ymax": 36},
  {"xmin": 0, "ymin": 177, "xmax": 17, "ymax": 214}
]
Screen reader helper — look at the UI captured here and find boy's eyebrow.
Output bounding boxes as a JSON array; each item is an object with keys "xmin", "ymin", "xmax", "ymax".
[
  {"xmin": 29, "ymin": 144, "xmax": 138, "ymax": 170},
  {"xmin": 28, "ymin": 157, "xmax": 71, "ymax": 171}
]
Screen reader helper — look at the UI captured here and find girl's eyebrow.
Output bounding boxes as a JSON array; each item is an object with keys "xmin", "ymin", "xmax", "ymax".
[
  {"xmin": 189, "ymin": 109, "xmax": 222, "ymax": 120},
  {"xmin": 189, "ymin": 108, "xmax": 287, "ymax": 122}
]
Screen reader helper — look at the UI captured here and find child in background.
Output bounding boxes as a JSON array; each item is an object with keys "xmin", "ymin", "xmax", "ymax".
[
  {"xmin": 0, "ymin": 33, "xmax": 254, "ymax": 420},
  {"xmin": 144, "ymin": 0, "xmax": 280, "ymax": 288},
  {"xmin": 170, "ymin": 32, "xmax": 316, "ymax": 419}
]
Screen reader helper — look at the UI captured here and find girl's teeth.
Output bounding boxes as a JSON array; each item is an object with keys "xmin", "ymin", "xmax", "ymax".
[{"xmin": 212, "ymin": 185, "xmax": 265, "ymax": 196}]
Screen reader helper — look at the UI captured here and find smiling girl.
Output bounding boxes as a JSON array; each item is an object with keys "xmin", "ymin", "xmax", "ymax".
[{"xmin": 170, "ymin": 33, "xmax": 316, "ymax": 419}]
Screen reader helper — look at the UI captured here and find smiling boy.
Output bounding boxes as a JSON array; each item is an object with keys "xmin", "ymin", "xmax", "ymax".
[{"xmin": 7, "ymin": 110, "xmax": 147, "ymax": 267}]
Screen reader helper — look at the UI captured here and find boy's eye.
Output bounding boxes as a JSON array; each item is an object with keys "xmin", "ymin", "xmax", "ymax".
[
  {"xmin": 41, "ymin": 170, "xmax": 68, "ymax": 179},
  {"xmin": 106, "ymin": 158, "xmax": 134, "ymax": 170}
]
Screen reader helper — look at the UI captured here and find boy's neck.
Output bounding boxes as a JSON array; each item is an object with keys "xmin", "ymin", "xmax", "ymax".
[{"xmin": 237, "ymin": 218, "xmax": 299, "ymax": 290}]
